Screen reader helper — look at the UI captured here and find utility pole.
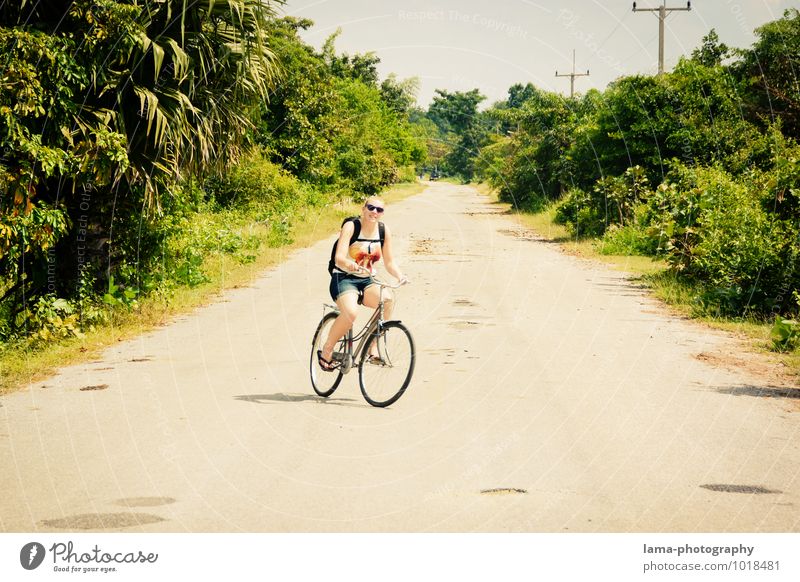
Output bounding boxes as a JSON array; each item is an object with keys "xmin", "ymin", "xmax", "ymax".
[
  {"xmin": 555, "ymin": 50, "xmax": 590, "ymax": 98},
  {"xmin": 632, "ymin": 1, "xmax": 691, "ymax": 75}
]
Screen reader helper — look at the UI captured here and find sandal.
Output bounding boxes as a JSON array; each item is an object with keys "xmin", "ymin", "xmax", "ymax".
[
  {"xmin": 317, "ymin": 350, "xmax": 339, "ymax": 372},
  {"xmin": 366, "ymin": 354, "xmax": 385, "ymax": 366}
]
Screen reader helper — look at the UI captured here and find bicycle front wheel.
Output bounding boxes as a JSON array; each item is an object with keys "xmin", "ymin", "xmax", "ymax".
[
  {"xmin": 310, "ymin": 312, "xmax": 344, "ymax": 397},
  {"xmin": 359, "ymin": 321, "xmax": 415, "ymax": 407}
]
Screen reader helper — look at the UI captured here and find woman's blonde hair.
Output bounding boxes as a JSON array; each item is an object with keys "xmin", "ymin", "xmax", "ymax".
[{"xmin": 364, "ymin": 196, "xmax": 384, "ymax": 207}]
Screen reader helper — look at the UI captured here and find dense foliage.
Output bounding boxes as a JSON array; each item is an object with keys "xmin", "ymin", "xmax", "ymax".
[
  {"xmin": 254, "ymin": 18, "xmax": 424, "ymax": 193},
  {"xmin": 4, "ymin": 3, "xmax": 798, "ymax": 353},
  {"xmin": 423, "ymin": 88, "xmax": 489, "ymax": 181},
  {"xmin": 473, "ymin": 11, "xmax": 800, "ymax": 319},
  {"xmin": 1, "ymin": 4, "xmax": 425, "ymax": 348}
]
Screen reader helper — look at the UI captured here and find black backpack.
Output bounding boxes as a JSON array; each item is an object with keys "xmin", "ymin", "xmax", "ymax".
[{"xmin": 328, "ymin": 217, "xmax": 385, "ymax": 275}]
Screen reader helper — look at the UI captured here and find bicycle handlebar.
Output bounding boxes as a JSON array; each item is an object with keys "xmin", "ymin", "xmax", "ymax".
[{"xmin": 372, "ymin": 277, "xmax": 410, "ymax": 289}]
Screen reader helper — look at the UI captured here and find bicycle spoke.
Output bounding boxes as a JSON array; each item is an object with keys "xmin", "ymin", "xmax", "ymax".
[{"xmin": 359, "ymin": 322, "xmax": 415, "ymax": 407}]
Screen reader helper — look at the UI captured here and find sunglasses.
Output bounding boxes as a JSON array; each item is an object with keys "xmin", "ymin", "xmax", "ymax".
[{"xmin": 365, "ymin": 203, "xmax": 385, "ymax": 213}]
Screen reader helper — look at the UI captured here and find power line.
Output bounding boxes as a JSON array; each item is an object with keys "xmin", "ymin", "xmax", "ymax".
[
  {"xmin": 555, "ymin": 50, "xmax": 590, "ymax": 98},
  {"xmin": 632, "ymin": 1, "xmax": 691, "ymax": 75},
  {"xmin": 595, "ymin": 9, "xmax": 631, "ymax": 54}
]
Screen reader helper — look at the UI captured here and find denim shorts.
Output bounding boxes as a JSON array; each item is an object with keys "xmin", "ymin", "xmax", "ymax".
[{"xmin": 329, "ymin": 272, "xmax": 375, "ymax": 302}]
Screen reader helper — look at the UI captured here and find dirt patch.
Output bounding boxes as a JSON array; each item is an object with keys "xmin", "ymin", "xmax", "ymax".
[
  {"xmin": 453, "ymin": 298, "xmax": 477, "ymax": 307},
  {"xmin": 480, "ymin": 488, "xmax": 527, "ymax": 495},
  {"xmin": 79, "ymin": 384, "xmax": 109, "ymax": 392},
  {"xmin": 423, "ymin": 348, "xmax": 456, "ymax": 355},
  {"xmin": 465, "ymin": 209, "xmax": 507, "ymax": 216},
  {"xmin": 410, "ymin": 237, "xmax": 436, "ymax": 255},
  {"xmin": 694, "ymin": 351, "xmax": 799, "ymax": 390},
  {"xmin": 448, "ymin": 321, "xmax": 481, "ymax": 330},
  {"xmin": 700, "ymin": 484, "xmax": 781, "ymax": 494},
  {"xmin": 497, "ymin": 228, "xmax": 543, "ymax": 242}
]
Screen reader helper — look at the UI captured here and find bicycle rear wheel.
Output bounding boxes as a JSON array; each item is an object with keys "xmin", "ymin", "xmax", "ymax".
[
  {"xmin": 310, "ymin": 312, "xmax": 344, "ymax": 397},
  {"xmin": 359, "ymin": 321, "xmax": 415, "ymax": 407}
]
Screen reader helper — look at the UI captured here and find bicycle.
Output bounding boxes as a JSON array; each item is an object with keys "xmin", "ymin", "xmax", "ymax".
[{"xmin": 309, "ymin": 278, "xmax": 415, "ymax": 407}]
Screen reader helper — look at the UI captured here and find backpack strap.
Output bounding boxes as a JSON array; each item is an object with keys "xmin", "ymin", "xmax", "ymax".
[
  {"xmin": 328, "ymin": 217, "xmax": 360, "ymax": 275},
  {"xmin": 349, "ymin": 217, "xmax": 361, "ymax": 243},
  {"xmin": 352, "ymin": 219, "xmax": 384, "ymax": 244}
]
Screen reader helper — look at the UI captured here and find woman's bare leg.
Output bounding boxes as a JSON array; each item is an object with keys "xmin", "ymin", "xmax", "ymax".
[
  {"xmin": 361, "ymin": 284, "xmax": 394, "ymax": 317},
  {"xmin": 322, "ymin": 292, "xmax": 360, "ymax": 362}
]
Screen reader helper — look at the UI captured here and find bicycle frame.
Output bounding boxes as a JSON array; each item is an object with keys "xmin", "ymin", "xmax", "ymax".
[
  {"xmin": 324, "ymin": 280, "xmax": 399, "ymax": 374},
  {"xmin": 311, "ymin": 276, "xmax": 413, "ymax": 407}
]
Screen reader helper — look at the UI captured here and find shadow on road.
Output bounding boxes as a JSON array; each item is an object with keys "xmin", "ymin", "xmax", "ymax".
[
  {"xmin": 712, "ymin": 385, "xmax": 800, "ymax": 399},
  {"xmin": 234, "ymin": 393, "xmax": 366, "ymax": 407},
  {"xmin": 593, "ymin": 281, "xmax": 647, "ymax": 298},
  {"xmin": 40, "ymin": 512, "xmax": 165, "ymax": 530},
  {"xmin": 699, "ymin": 483, "xmax": 782, "ymax": 494}
]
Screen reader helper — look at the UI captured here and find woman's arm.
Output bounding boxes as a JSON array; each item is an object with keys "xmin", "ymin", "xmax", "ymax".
[
  {"xmin": 381, "ymin": 225, "xmax": 407, "ymax": 282},
  {"xmin": 334, "ymin": 221, "xmax": 365, "ymax": 273}
]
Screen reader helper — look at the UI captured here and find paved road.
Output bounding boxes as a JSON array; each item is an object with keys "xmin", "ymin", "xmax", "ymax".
[{"xmin": 1, "ymin": 182, "xmax": 798, "ymax": 532}]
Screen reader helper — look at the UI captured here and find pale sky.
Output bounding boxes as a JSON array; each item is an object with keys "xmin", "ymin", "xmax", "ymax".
[{"xmin": 282, "ymin": 0, "xmax": 796, "ymax": 107}]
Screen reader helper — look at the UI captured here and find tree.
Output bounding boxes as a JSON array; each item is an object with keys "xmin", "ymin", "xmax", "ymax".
[
  {"xmin": 488, "ymin": 88, "xmax": 586, "ymax": 207},
  {"xmin": 322, "ymin": 30, "xmax": 380, "ymax": 87},
  {"xmin": 691, "ymin": 29, "xmax": 730, "ymax": 67},
  {"xmin": 380, "ymin": 74, "xmax": 419, "ymax": 116},
  {"xmin": 1, "ymin": 0, "xmax": 282, "ymax": 323},
  {"xmin": 734, "ymin": 8, "xmax": 800, "ymax": 137},
  {"xmin": 112, "ymin": 0, "xmax": 281, "ymax": 204},
  {"xmin": 506, "ymin": 83, "xmax": 538, "ymax": 109},
  {"xmin": 255, "ymin": 18, "xmax": 425, "ymax": 193},
  {"xmin": 333, "ymin": 77, "xmax": 425, "ymax": 194},
  {"xmin": 256, "ymin": 17, "xmax": 343, "ymax": 182},
  {"xmin": 428, "ymin": 89, "xmax": 485, "ymax": 134},
  {"xmin": 427, "ymin": 89, "xmax": 486, "ymax": 179}
]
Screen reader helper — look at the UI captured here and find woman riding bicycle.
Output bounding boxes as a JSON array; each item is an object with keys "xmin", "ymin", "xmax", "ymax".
[{"xmin": 318, "ymin": 196, "xmax": 407, "ymax": 371}]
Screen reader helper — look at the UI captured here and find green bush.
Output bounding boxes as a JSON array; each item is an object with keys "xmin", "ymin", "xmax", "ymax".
[
  {"xmin": 770, "ymin": 317, "xmax": 799, "ymax": 351},
  {"xmin": 651, "ymin": 164, "xmax": 790, "ymax": 315},
  {"xmin": 204, "ymin": 153, "xmax": 304, "ymax": 208},
  {"xmin": 163, "ymin": 152, "xmax": 335, "ymax": 285},
  {"xmin": 173, "ymin": 249, "xmax": 210, "ymax": 288},
  {"xmin": 474, "ymin": 135, "xmax": 512, "ymax": 187},
  {"xmin": 764, "ymin": 141, "xmax": 800, "ymax": 222},
  {"xmin": 599, "ymin": 224, "xmax": 659, "ymax": 256},
  {"xmin": 554, "ymin": 188, "xmax": 606, "ymax": 237},
  {"xmin": 17, "ymin": 295, "xmax": 84, "ymax": 345},
  {"xmin": 335, "ymin": 146, "xmax": 396, "ymax": 195},
  {"xmin": 554, "ymin": 167, "xmax": 652, "ymax": 238},
  {"xmin": 395, "ymin": 165, "xmax": 419, "ymax": 183}
]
